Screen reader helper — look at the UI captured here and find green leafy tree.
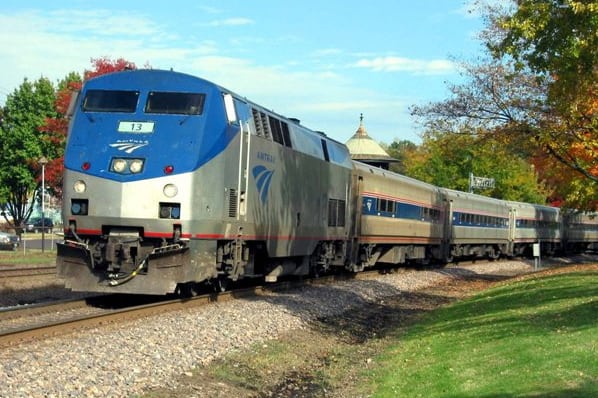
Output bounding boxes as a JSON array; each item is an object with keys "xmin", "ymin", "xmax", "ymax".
[
  {"xmin": 0, "ymin": 58, "xmax": 139, "ymax": 230},
  {"xmin": 404, "ymin": 130, "xmax": 547, "ymax": 203},
  {"xmin": 484, "ymin": 0, "xmax": 597, "ymax": 99},
  {"xmin": 385, "ymin": 140, "xmax": 417, "ymax": 175},
  {"xmin": 0, "ymin": 77, "xmax": 57, "ymax": 228}
]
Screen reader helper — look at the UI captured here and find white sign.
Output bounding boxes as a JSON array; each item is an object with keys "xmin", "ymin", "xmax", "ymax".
[
  {"xmin": 469, "ymin": 173, "xmax": 495, "ymax": 191},
  {"xmin": 118, "ymin": 121, "xmax": 155, "ymax": 133}
]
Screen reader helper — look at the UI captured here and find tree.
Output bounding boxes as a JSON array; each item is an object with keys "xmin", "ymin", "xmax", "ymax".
[
  {"xmin": 40, "ymin": 71, "xmax": 82, "ymax": 200},
  {"xmin": 532, "ymin": 150, "xmax": 598, "ymax": 209},
  {"xmin": 484, "ymin": 0, "xmax": 597, "ymax": 98},
  {"xmin": 0, "ymin": 77, "xmax": 57, "ymax": 228},
  {"xmin": 412, "ymin": 1, "xmax": 597, "ymax": 208},
  {"xmin": 40, "ymin": 57, "xmax": 138, "ymax": 197},
  {"xmin": 480, "ymin": 0, "xmax": 598, "ymax": 206},
  {"xmin": 0, "ymin": 57, "xmax": 139, "ymax": 229},
  {"xmin": 385, "ymin": 140, "xmax": 417, "ymax": 175},
  {"xmin": 410, "ymin": 58, "xmax": 547, "ymax": 153},
  {"xmin": 84, "ymin": 56, "xmax": 136, "ymax": 80},
  {"xmin": 403, "ymin": 130, "xmax": 548, "ymax": 204}
]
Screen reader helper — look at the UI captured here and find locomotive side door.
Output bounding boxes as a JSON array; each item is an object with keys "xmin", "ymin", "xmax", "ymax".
[
  {"xmin": 442, "ymin": 198, "xmax": 454, "ymax": 262},
  {"xmin": 224, "ymin": 94, "xmax": 251, "ymax": 221},
  {"xmin": 508, "ymin": 206, "xmax": 516, "ymax": 255}
]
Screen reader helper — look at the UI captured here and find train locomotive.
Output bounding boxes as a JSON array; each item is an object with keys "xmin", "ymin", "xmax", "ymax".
[{"xmin": 57, "ymin": 69, "xmax": 597, "ymax": 295}]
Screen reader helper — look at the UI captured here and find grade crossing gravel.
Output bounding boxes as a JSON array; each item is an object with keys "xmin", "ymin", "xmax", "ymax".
[{"xmin": 0, "ymin": 260, "xmax": 554, "ymax": 397}]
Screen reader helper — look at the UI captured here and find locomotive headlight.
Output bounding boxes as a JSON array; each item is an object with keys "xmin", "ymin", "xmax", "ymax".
[
  {"xmin": 112, "ymin": 158, "xmax": 127, "ymax": 173},
  {"xmin": 129, "ymin": 159, "xmax": 144, "ymax": 173},
  {"xmin": 73, "ymin": 180, "xmax": 87, "ymax": 193},
  {"xmin": 71, "ymin": 199, "xmax": 88, "ymax": 215},
  {"xmin": 159, "ymin": 206, "xmax": 171, "ymax": 218},
  {"xmin": 163, "ymin": 183, "xmax": 178, "ymax": 198}
]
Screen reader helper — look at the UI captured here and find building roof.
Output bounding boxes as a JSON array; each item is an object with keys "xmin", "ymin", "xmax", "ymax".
[{"xmin": 345, "ymin": 114, "xmax": 397, "ymax": 164}]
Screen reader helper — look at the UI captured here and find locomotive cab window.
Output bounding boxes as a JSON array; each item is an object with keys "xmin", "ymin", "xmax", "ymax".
[
  {"xmin": 83, "ymin": 90, "xmax": 139, "ymax": 113},
  {"xmin": 145, "ymin": 92, "xmax": 205, "ymax": 115}
]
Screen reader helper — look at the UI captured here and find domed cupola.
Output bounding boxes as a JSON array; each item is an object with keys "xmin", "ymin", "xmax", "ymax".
[{"xmin": 345, "ymin": 114, "xmax": 397, "ymax": 170}]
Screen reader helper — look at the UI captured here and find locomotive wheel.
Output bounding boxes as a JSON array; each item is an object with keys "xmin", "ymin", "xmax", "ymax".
[
  {"xmin": 176, "ymin": 282, "xmax": 200, "ymax": 297},
  {"xmin": 489, "ymin": 249, "xmax": 501, "ymax": 261},
  {"xmin": 214, "ymin": 276, "xmax": 229, "ymax": 292},
  {"xmin": 418, "ymin": 254, "xmax": 431, "ymax": 266}
]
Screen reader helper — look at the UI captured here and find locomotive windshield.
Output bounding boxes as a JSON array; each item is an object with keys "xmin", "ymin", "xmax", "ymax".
[
  {"xmin": 145, "ymin": 92, "xmax": 205, "ymax": 115},
  {"xmin": 82, "ymin": 90, "xmax": 139, "ymax": 113}
]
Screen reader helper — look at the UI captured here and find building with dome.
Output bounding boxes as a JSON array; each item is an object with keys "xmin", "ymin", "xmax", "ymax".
[{"xmin": 345, "ymin": 114, "xmax": 397, "ymax": 170}]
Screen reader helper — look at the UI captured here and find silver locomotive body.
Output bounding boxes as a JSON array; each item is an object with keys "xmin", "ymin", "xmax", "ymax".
[{"xmin": 58, "ymin": 70, "xmax": 353, "ymax": 294}]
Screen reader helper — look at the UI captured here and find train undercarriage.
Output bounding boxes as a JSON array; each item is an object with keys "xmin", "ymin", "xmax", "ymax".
[
  {"xmin": 56, "ymin": 226, "xmax": 354, "ymax": 295},
  {"xmin": 57, "ymin": 226, "xmax": 565, "ymax": 295}
]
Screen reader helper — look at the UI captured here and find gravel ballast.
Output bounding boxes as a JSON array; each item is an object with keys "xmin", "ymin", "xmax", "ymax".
[{"xmin": 0, "ymin": 259, "xmax": 586, "ymax": 397}]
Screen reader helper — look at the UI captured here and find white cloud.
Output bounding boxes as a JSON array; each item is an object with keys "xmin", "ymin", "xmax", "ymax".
[
  {"xmin": 0, "ymin": 9, "xmax": 218, "ymax": 98},
  {"xmin": 354, "ymin": 56, "xmax": 455, "ymax": 75},
  {"xmin": 0, "ymin": 7, "xmax": 423, "ymax": 143},
  {"xmin": 206, "ymin": 17, "xmax": 254, "ymax": 27}
]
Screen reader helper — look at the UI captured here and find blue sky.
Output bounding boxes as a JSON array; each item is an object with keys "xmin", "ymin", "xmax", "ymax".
[{"xmin": 0, "ymin": 0, "xmax": 488, "ymax": 144}]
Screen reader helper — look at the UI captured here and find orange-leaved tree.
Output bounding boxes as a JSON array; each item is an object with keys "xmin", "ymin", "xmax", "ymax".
[{"xmin": 40, "ymin": 57, "xmax": 138, "ymax": 198}]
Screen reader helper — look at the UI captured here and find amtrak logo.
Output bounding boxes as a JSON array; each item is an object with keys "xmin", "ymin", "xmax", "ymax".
[
  {"xmin": 109, "ymin": 140, "xmax": 149, "ymax": 154},
  {"xmin": 252, "ymin": 165, "xmax": 274, "ymax": 204},
  {"xmin": 366, "ymin": 200, "xmax": 373, "ymax": 212}
]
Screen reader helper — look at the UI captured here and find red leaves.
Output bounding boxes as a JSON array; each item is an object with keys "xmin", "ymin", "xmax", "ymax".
[
  {"xmin": 84, "ymin": 57, "xmax": 136, "ymax": 81},
  {"xmin": 38, "ymin": 57, "xmax": 138, "ymax": 194}
]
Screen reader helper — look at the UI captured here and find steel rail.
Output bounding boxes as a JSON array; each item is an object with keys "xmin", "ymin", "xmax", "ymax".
[
  {"xmin": 0, "ymin": 269, "xmax": 391, "ymax": 348},
  {"xmin": 0, "ymin": 265, "xmax": 56, "ymax": 278}
]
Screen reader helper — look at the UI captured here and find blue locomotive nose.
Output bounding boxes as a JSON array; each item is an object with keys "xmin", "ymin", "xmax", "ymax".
[{"xmin": 64, "ymin": 70, "xmax": 236, "ymax": 182}]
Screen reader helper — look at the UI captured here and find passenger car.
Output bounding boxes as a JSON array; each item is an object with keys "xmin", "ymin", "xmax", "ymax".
[
  {"xmin": 25, "ymin": 217, "xmax": 54, "ymax": 233},
  {"xmin": 0, "ymin": 231, "xmax": 19, "ymax": 250}
]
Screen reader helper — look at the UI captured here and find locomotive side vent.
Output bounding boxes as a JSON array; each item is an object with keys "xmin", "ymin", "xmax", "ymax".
[
  {"xmin": 228, "ymin": 188, "xmax": 238, "ymax": 217},
  {"xmin": 251, "ymin": 108, "xmax": 272, "ymax": 140}
]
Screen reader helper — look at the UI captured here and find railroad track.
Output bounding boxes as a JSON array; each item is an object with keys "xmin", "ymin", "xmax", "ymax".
[
  {"xmin": 0, "ymin": 265, "xmax": 56, "ymax": 278},
  {"xmin": 0, "ymin": 269, "xmax": 388, "ymax": 348},
  {"xmin": 4, "ymin": 256, "xmax": 568, "ymax": 349}
]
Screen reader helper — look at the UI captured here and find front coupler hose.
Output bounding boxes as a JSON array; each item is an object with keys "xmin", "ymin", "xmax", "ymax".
[{"xmin": 107, "ymin": 256, "xmax": 149, "ymax": 286}]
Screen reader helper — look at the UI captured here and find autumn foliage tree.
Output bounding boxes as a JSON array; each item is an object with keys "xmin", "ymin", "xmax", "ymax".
[
  {"xmin": 484, "ymin": 0, "xmax": 598, "ymax": 198},
  {"xmin": 412, "ymin": 0, "xmax": 597, "ymax": 209},
  {"xmin": 41, "ymin": 57, "xmax": 137, "ymax": 198}
]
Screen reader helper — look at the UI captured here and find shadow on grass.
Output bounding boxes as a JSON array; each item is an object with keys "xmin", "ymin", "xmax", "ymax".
[{"xmin": 416, "ymin": 272, "xmax": 598, "ymax": 340}]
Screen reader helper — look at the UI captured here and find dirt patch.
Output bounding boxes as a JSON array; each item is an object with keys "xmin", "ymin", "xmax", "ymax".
[{"xmin": 0, "ymin": 275, "xmax": 89, "ymax": 307}]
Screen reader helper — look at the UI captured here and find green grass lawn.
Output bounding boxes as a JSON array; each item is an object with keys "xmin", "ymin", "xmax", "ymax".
[
  {"xmin": 366, "ymin": 269, "xmax": 598, "ymax": 397},
  {"xmin": 0, "ymin": 249, "xmax": 56, "ymax": 265}
]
